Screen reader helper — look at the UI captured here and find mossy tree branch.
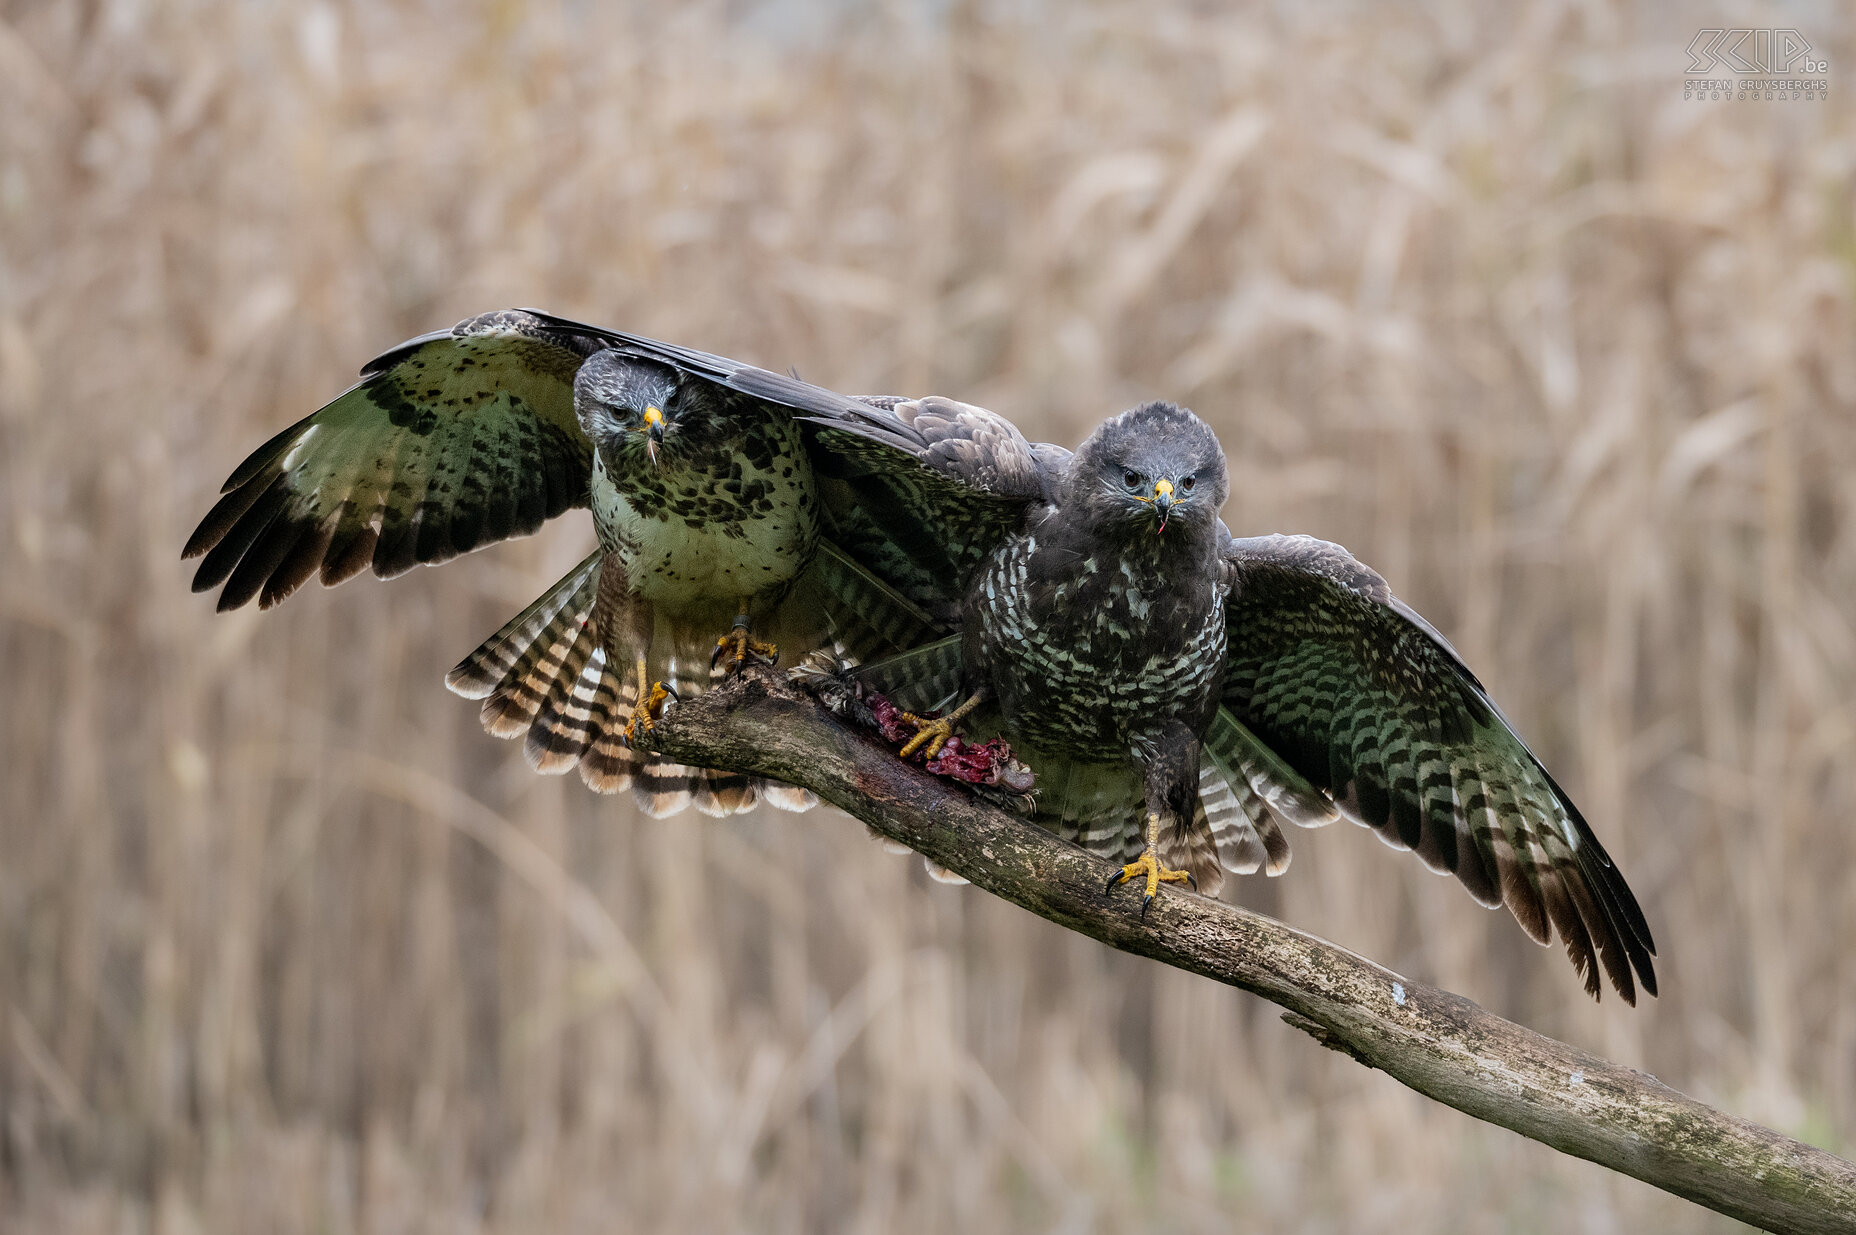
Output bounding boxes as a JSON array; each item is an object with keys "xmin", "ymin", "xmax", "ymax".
[{"xmin": 646, "ymin": 667, "xmax": 1856, "ymax": 1235}]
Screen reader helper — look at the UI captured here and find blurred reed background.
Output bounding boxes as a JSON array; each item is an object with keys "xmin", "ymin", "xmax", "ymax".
[{"xmin": 2, "ymin": 0, "xmax": 1853, "ymax": 1230}]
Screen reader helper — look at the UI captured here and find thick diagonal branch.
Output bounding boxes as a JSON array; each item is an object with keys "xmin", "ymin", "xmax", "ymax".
[{"xmin": 647, "ymin": 667, "xmax": 1856, "ymax": 1235}]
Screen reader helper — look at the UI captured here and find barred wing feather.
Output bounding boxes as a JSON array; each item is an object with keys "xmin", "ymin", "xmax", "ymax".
[
  {"xmin": 1222, "ymin": 534, "xmax": 1657, "ymax": 1003},
  {"xmin": 184, "ymin": 310, "xmax": 605, "ymax": 610}
]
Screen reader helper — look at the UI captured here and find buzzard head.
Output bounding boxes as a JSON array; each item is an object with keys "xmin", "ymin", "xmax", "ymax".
[
  {"xmin": 573, "ymin": 350, "xmax": 684, "ymax": 467},
  {"xmin": 1068, "ymin": 401, "xmax": 1227, "ymax": 539}
]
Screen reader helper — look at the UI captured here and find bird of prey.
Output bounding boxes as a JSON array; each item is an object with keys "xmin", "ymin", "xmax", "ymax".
[
  {"xmin": 183, "ymin": 309, "xmax": 938, "ymax": 816},
  {"xmin": 812, "ymin": 399, "xmax": 1658, "ymax": 1003}
]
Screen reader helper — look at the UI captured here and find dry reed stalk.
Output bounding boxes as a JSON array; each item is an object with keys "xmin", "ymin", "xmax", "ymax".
[{"xmin": 1, "ymin": 1, "xmax": 1851, "ymax": 1230}]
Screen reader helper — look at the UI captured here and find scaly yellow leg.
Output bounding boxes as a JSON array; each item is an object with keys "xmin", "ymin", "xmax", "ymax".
[
  {"xmin": 899, "ymin": 692, "xmax": 985, "ymax": 760},
  {"xmin": 1105, "ymin": 812, "xmax": 1196, "ymax": 919},
  {"xmin": 711, "ymin": 608, "xmax": 778, "ymax": 674},
  {"xmin": 624, "ymin": 656, "xmax": 676, "ymax": 746}
]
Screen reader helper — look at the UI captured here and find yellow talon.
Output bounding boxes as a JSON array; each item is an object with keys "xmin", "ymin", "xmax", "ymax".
[
  {"xmin": 898, "ymin": 713, "xmax": 956, "ymax": 760},
  {"xmin": 712, "ymin": 627, "xmax": 778, "ymax": 673},
  {"xmin": 625, "ymin": 655, "xmax": 675, "ymax": 746},
  {"xmin": 1105, "ymin": 813, "xmax": 1195, "ymax": 919},
  {"xmin": 896, "ymin": 692, "xmax": 987, "ymax": 761}
]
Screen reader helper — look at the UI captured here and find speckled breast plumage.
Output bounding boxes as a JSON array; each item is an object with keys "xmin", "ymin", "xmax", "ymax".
[
  {"xmin": 591, "ymin": 404, "xmax": 818, "ymax": 615},
  {"xmin": 968, "ymin": 528, "xmax": 1228, "ymax": 762}
]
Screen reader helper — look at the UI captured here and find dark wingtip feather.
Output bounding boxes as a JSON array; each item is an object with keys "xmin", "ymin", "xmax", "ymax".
[
  {"xmin": 1635, "ymin": 955, "xmax": 1658, "ymax": 999},
  {"xmin": 218, "ymin": 513, "xmax": 309, "ymax": 613},
  {"xmin": 184, "ymin": 473, "xmax": 273, "ymax": 563},
  {"xmin": 194, "ymin": 479, "xmax": 292, "ymax": 607},
  {"xmin": 1541, "ymin": 765, "xmax": 1657, "ymax": 957},
  {"xmin": 1538, "ymin": 873, "xmax": 1600, "ymax": 1000},
  {"xmin": 320, "ymin": 523, "xmax": 380, "ymax": 588},
  {"xmin": 259, "ymin": 519, "xmax": 338, "ymax": 610},
  {"xmin": 1545, "ymin": 783, "xmax": 1657, "ymax": 1000}
]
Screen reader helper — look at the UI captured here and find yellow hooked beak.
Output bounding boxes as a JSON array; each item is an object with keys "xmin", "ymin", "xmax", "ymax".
[
  {"xmin": 1151, "ymin": 478, "xmax": 1175, "ymax": 530},
  {"xmin": 641, "ymin": 405, "xmax": 665, "ymax": 465}
]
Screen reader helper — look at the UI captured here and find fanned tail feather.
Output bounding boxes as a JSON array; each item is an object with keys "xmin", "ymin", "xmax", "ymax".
[
  {"xmin": 581, "ymin": 656, "xmax": 637, "ymax": 793},
  {"xmin": 445, "ymin": 552, "xmax": 643, "ymax": 795},
  {"xmin": 628, "ymin": 620, "xmax": 821, "ymax": 818},
  {"xmin": 1030, "ymin": 754, "xmax": 1146, "ymax": 863},
  {"xmin": 525, "ymin": 623, "xmax": 599, "ymax": 772},
  {"xmin": 1170, "ymin": 792, "xmax": 1226, "ymax": 898},
  {"xmin": 1031, "ymin": 755, "xmax": 1222, "ymax": 896},
  {"xmin": 761, "ymin": 783, "xmax": 818, "ymax": 812},
  {"xmin": 630, "ymin": 631, "xmax": 722, "ymax": 818},
  {"xmin": 855, "ymin": 652, "xmax": 1262, "ymax": 895},
  {"xmin": 446, "ymin": 548, "xmax": 601, "ymax": 704},
  {"xmin": 1197, "ymin": 760, "xmax": 1291, "ymax": 877},
  {"xmin": 446, "ymin": 554, "xmax": 830, "ymax": 817}
]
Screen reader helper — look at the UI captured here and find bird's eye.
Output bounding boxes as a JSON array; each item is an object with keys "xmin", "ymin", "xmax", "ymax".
[
  {"xmin": 1123, "ymin": 470, "xmax": 1140, "ymax": 488},
  {"xmin": 1181, "ymin": 476, "xmax": 1195, "ymax": 492}
]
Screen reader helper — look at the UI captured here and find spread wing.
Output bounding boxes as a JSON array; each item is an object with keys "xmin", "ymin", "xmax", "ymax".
[
  {"xmin": 183, "ymin": 303, "xmax": 1050, "ymax": 620},
  {"xmin": 1221, "ymin": 533, "xmax": 1657, "ymax": 1003},
  {"xmin": 184, "ymin": 310, "xmax": 607, "ymax": 610},
  {"xmin": 793, "ymin": 397, "xmax": 1064, "ymax": 623},
  {"xmin": 519, "ymin": 315, "xmax": 1061, "ymax": 623}
]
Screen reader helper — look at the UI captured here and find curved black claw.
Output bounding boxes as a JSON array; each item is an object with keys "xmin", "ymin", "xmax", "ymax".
[
  {"xmin": 713, "ymin": 625, "xmax": 780, "ymax": 673},
  {"xmin": 1106, "ymin": 845, "xmax": 1194, "ymax": 917},
  {"xmin": 620, "ymin": 681, "xmax": 676, "ymax": 748}
]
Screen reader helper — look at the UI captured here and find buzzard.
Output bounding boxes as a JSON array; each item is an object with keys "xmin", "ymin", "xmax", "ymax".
[
  {"xmin": 183, "ymin": 313, "xmax": 1657, "ymax": 1000},
  {"xmin": 810, "ymin": 398, "xmax": 1658, "ymax": 1003},
  {"xmin": 184, "ymin": 309, "xmax": 941, "ymax": 816}
]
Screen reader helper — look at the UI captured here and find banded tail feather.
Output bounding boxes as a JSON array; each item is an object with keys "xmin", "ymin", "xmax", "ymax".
[
  {"xmin": 581, "ymin": 667, "xmax": 640, "ymax": 793},
  {"xmin": 859, "ymin": 645, "xmax": 1281, "ymax": 891},
  {"xmin": 1199, "ymin": 707, "xmax": 1339, "ymax": 877},
  {"xmin": 628, "ymin": 633, "xmax": 735, "ymax": 818},
  {"xmin": 1195, "ymin": 760, "xmax": 1289, "ymax": 879},
  {"xmin": 1028, "ymin": 754, "xmax": 1223, "ymax": 896},
  {"xmin": 627, "ymin": 616, "xmax": 819, "ymax": 819},
  {"xmin": 446, "ymin": 552, "xmax": 643, "ymax": 795},
  {"xmin": 446, "ymin": 549, "xmax": 603, "ymax": 700},
  {"xmin": 525, "ymin": 642, "xmax": 613, "ymax": 774},
  {"xmin": 760, "ymin": 783, "xmax": 818, "ymax": 812},
  {"xmin": 445, "ymin": 555, "xmax": 816, "ymax": 816},
  {"xmin": 1178, "ymin": 791, "xmax": 1227, "ymax": 899}
]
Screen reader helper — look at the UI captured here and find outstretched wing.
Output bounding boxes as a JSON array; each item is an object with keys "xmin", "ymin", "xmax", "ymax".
[
  {"xmin": 520, "ymin": 313, "xmax": 1057, "ymax": 623},
  {"xmin": 184, "ymin": 303, "xmax": 1050, "ymax": 624},
  {"xmin": 795, "ymin": 396, "xmax": 1063, "ymax": 622},
  {"xmin": 1222, "ymin": 533, "xmax": 1657, "ymax": 1003},
  {"xmin": 184, "ymin": 310, "xmax": 606, "ymax": 610}
]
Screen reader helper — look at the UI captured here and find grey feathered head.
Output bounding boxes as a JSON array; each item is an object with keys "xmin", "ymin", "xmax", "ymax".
[
  {"xmin": 1068, "ymin": 401, "xmax": 1227, "ymax": 537},
  {"xmin": 574, "ymin": 350, "xmax": 682, "ymax": 465}
]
